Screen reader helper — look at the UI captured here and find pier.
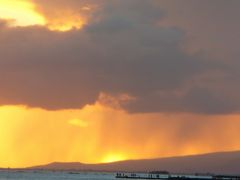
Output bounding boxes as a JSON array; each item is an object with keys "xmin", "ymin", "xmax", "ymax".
[{"xmin": 116, "ymin": 172, "xmax": 240, "ymax": 180}]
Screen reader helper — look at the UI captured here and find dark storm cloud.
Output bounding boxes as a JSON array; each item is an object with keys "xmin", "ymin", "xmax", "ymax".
[
  {"xmin": 0, "ymin": 0, "xmax": 239, "ymax": 114},
  {"xmin": 159, "ymin": 0, "xmax": 240, "ymax": 60}
]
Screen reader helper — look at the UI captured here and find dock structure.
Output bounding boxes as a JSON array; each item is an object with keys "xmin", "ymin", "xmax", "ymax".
[{"xmin": 115, "ymin": 172, "xmax": 240, "ymax": 180}]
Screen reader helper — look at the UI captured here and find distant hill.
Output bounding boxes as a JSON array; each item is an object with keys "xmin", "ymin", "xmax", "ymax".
[{"xmin": 28, "ymin": 151, "xmax": 240, "ymax": 174}]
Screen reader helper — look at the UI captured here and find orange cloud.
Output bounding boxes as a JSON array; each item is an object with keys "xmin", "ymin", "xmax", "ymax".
[
  {"xmin": 0, "ymin": 0, "xmax": 94, "ymax": 31},
  {"xmin": 0, "ymin": 0, "xmax": 45, "ymax": 26},
  {"xmin": 33, "ymin": 0, "xmax": 96, "ymax": 31}
]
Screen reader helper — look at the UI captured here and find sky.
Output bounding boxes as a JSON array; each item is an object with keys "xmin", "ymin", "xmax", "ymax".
[{"xmin": 0, "ymin": 0, "xmax": 240, "ymax": 168}]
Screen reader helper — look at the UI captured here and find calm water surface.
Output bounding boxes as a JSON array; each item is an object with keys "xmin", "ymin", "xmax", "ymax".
[{"xmin": 0, "ymin": 171, "xmax": 116, "ymax": 180}]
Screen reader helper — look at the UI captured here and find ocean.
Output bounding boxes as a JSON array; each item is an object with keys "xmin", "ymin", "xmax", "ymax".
[{"xmin": 0, "ymin": 170, "xmax": 116, "ymax": 180}]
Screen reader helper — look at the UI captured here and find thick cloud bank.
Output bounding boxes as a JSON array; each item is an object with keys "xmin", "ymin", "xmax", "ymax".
[{"xmin": 0, "ymin": 0, "xmax": 240, "ymax": 114}]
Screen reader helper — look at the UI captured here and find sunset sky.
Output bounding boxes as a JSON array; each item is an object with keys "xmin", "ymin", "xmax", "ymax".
[{"xmin": 0, "ymin": 0, "xmax": 240, "ymax": 168}]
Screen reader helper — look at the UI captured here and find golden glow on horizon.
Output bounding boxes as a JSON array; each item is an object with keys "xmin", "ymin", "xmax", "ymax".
[
  {"xmin": 101, "ymin": 153, "xmax": 127, "ymax": 163},
  {"xmin": 0, "ymin": 0, "xmax": 45, "ymax": 26},
  {"xmin": 1, "ymin": 104, "xmax": 240, "ymax": 168}
]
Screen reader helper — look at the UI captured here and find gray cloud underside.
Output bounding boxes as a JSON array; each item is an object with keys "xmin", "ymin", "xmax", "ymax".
[{"xmin": 0, "ymin": 0, "xmax": 240, "ymax": 114}]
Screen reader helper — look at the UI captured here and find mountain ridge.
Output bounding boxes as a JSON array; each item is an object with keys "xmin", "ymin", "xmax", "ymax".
[{"xmin": 27, "ymin": 150, "xmax": 240, "ymax": 174}]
